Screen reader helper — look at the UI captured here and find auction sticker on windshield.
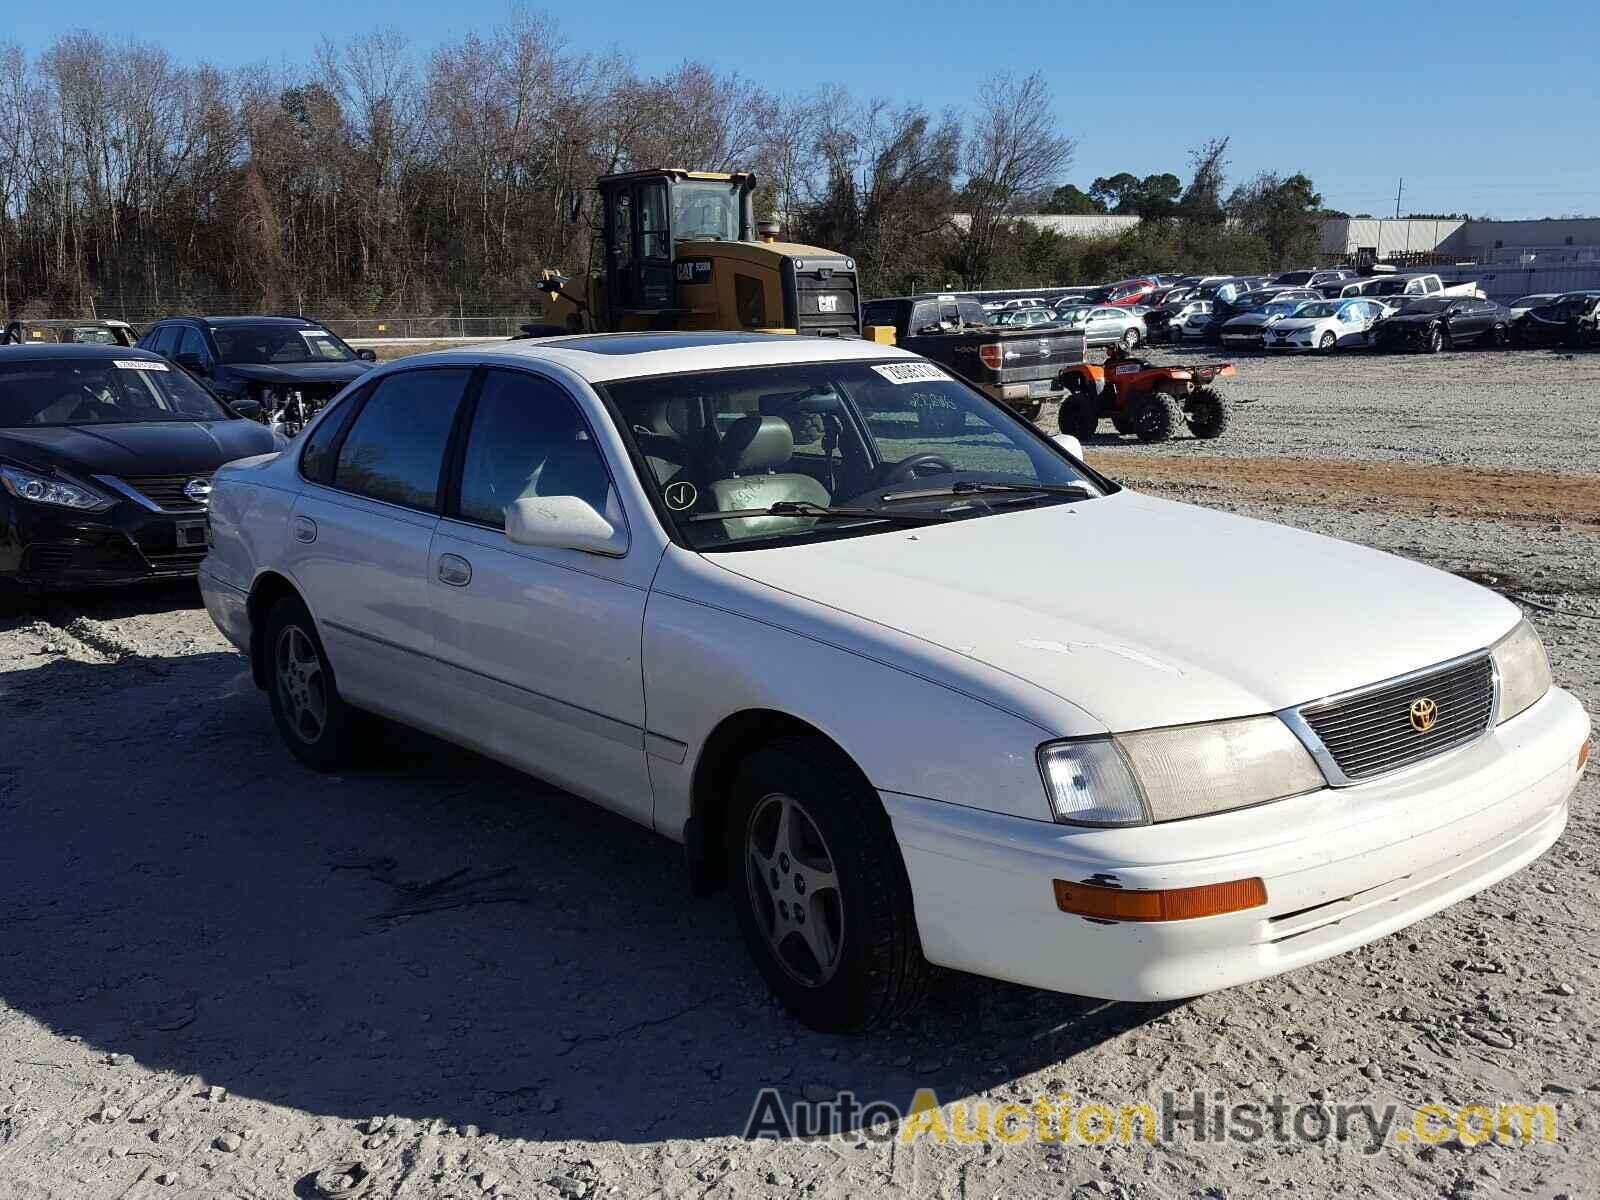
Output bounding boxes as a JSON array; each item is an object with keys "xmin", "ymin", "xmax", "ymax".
[
  {"xmin": 872, "ymin": 362, "xmax": 949, "ymax": 385},
  {"xmin": 114, "ymin": 360, "xmax": 170, "ymax": 371}
]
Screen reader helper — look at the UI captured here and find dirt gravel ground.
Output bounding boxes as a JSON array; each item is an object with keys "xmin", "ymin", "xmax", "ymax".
[{"xmin": 1, "ymin": 347, "xmax": 1596, "ymax": 1200}]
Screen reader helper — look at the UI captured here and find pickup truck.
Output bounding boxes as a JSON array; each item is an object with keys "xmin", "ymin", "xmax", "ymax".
[
  {"xmin": 1351, "ymin": 272, "xmax": 1484, "ymax": 301},
  {"xmin": 860, "ymin": 293, "xmax": 1086, "ymax": 422}
]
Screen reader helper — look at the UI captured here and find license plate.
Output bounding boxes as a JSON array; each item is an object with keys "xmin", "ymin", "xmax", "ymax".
[
  {"xmin": 816, "ymin": 295, "xmax": 839, "ymax": 313},
  {"xmin": 175, "ymin": 520, "xmax": 208, "ymax": 548}
]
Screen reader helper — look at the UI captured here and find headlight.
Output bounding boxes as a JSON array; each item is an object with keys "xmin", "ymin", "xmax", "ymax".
[
  {"xmin": 1040, "ymin": 716, "xmax": 1325, "ymax": 827},
  {"xmin": 1492, "ymin": 620, "xmax": 1551, "ymax": 723},
  {"xmin": 0, "ymin": 464, "xmax": 115, "ymax": 512}
]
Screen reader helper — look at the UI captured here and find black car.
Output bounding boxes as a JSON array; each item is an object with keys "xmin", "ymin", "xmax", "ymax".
[
  {"xmin": 1372, "ymin": 298, "xmax": 1510, "ymax": 353},
  {"xmin": 0, "ymin": 344, "xmax": 276, "ymax": 592},
  {"xmin": 1511, "ymin": 291, "xmax": 1600, "ymax": 349},
  {"xmin": 136, "ymin": 315, "xmax": 376, "ymax": 436}
]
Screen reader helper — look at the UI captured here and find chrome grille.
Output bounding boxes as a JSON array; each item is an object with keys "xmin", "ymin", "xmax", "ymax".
[
  {"xmin": 119, "ymin": 473, "xmax": 211, "ymax": 511},
  {"xmin": 1296, "ymin": 654, "xmax": 1495, "ymax": 782}
]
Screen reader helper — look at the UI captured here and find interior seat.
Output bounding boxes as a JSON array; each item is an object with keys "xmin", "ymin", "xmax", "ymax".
[{"xmin": 708, "ymin": 415, "xmax": 829, "ymax": 538}]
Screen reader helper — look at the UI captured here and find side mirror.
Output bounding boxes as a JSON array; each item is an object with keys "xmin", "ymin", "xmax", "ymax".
[
  {"xmin": 173, "ymin": 351, "xmax": 207, "ymax": 374},
  {"xmin": 228, "ymin": 397, "xmax": 263, "ymax": 420},
  {"xmin": 1053, "ymin": 433, "xmax": 1084, "ymax": 458},
  {"xmin": 505, "ymin": 494, "xmax": 629, "ymax": 558},
  {"xmin": 356, "ymin": 348, "xmax": 377, "ymax": 362}
]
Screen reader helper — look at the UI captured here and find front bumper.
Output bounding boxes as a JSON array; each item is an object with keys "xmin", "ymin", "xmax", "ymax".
[
  {"xmin": 1, "ymin": 495, "xmax": 209, "ymax": 588},
  {"xmin": 884, "ymin": 686, "xmax": 1587, "ymax": 1001},
  {"xmin": 1265, "ymin": 336, "xmax": 1316, "ymax": 351}
]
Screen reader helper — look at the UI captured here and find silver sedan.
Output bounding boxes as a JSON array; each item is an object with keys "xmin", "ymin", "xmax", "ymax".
[{"xmin": 1053, "ymin": 304, "xmax": 1146, "ymax": 349}]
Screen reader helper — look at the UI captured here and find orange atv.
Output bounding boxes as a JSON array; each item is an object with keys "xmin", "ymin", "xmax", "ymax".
[{"xmin": 1054, "ymin": 348, "xmax": 1234, "ymax": 442}]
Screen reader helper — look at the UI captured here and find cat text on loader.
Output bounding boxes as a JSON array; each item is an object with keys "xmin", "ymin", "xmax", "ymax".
[{"xmin": 536, "ymin": 169, "xmax": 862, "ymax": 338}]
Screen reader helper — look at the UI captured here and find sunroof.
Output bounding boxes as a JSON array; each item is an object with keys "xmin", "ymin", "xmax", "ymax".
[{"xmin": 536, "ymin": 332, "xmax": 787, "ymax": 355}]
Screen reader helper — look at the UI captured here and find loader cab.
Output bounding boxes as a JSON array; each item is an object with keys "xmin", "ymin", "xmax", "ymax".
[{"xmin": 598, "ymin": 170, "xmax": 755, "ymax": 319}]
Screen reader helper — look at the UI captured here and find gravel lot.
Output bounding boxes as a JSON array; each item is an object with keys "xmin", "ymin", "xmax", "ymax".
[{"xmin": 1, "ymin": 348, "xmax": 1595, "ymax": 1199}]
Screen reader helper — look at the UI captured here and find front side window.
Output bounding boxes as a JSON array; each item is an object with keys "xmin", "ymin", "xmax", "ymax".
[
  {"xmin": 671, "ymin": 181, "xmax": 740, "ymax": 243},
  {"xmin": 213, "ymin": 323, "xmax": 356, "ymax": 365},
  {"xmin": 457, "ymin": 370, "xmax": 613, "ymax": 526},
  {"xmin": 332, "ymin": 368, "xmax": 471, "ymax": 510},
  {"xmin": 0, "ymin": 358, "xmax": 230, "ymax": 426},
  {"xmin": 603, "ymin": 360, "xmax": 1105, "ymax": 551}
]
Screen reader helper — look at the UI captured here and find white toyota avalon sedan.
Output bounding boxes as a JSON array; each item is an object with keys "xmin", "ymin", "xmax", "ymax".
[{"xmin": 200, "ymin": 332, "xmax": 1588, "ymax": 1032}]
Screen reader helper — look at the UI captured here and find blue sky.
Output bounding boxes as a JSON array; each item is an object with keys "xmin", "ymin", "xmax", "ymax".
[{"xmin": 7, "ymin": 0, "xmax": 1597, "ymax": 219}]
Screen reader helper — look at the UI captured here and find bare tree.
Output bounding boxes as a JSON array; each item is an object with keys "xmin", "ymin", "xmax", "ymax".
[{"xmin": 957, "ymin": 71, "xmax": 1075, "ymax": 287}]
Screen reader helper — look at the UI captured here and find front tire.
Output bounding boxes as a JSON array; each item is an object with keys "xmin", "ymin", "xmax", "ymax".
[
  {"xmin": 725, "ymin": 738, "xmax": 933, "ymax": 1033},
  {"xmin": 1482, "ymin": 323, "xmax": 1508, "ymax": 348},
  {"xmin": 1133, "ymin": 392, "xmax": 1183, "ymax": 443},
  {"xmin": 1318, "ymin": 331, "xmax": 1336, "ymax": 353},
  {"xmin": 265, "ymin": 596, "xmax": 362, "ymax": 771},
  {"xmin": 1058, "ymin": 393, "xmax": 1099, "ymax": 439},
  {"xmin": 1185, "ymin": 387, "xmax": 1230, "ymax": 439},
  {"xmin": 1425, "ymin": 326, "xmax": 1444, "ymax": 354},
  {"xmin": 1121, "ymin": 327, "xmax": 1140, "ymax": 349}
]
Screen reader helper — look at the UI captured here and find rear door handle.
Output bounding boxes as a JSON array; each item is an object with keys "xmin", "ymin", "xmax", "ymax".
[
  {"xmin": 292, "ymin": 516, "xmax": 317, "ymax": 543},
  {"xmin": 438, "ymin": 553, "xmax": 472, "ymax": 587}
]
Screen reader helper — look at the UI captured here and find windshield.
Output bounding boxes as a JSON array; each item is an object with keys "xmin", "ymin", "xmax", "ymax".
[
  {"xmin": 603, "ymin": 360, "xmax": 1105, "ymax": 550},
  {"xmin": 1260, "ymin": 302, "xmax": 1301, "ymax": 317},
  {"xmin": 671, "ymin": 180, "xmax": 742, "ymax": 242},
  {"xmin": 0, "ymin": 358, "xmax": 230, "ymax": 426},
  {"xmin": 1293, "ymin": 303, "xmax": 1338, "ymax": 319},
  {"xmin": 1397, "ymin": 299, "xmax": 1448, "ymax": 314},
  {"xmin": 1273, "ymin": 271, "xmax": 1313, "ymax": 285},
  {"xmin": 1510, "ymin": 295, "xmax": 1549, "ymax": 308},
  {"xmin": 213, "ymin": 324, "xmax": 356, "ymax": 364}
]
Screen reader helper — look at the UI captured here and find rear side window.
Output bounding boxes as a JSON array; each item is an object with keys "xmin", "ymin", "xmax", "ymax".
[
  {"xmin": 332, "ymin": 368, "xmax": 472, "ymax": 510},
  {"xmin": 299, "ymin": 388, "xmax": 365, "ymax": 485},
  {"xmin": 150, "ymin": 325, "xmax": 181, "ymax": 357}
]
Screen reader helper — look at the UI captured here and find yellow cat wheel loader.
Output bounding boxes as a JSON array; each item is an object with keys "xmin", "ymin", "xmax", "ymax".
[{"xmin": 533, "ymin": 169, "xmax": 863, "ymax": 339}]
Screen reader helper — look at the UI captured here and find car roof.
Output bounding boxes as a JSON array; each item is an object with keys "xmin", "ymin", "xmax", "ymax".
[
  {"xmin": 173, "ymin": 315, "xmax": 318, "ymax": 327},
  {"xmin": 401, "ymin": 331, "xmax": 920, "ymax": 384},
  {"xmin": 0, "ymin": 343, "xmax": 165, "ymax": 361}
]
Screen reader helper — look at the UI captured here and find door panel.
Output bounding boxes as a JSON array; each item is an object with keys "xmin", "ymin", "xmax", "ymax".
[
  {"xmin": 426, "ymin": 368, "xmax": 661, "ymax": 824},
  {"xmin": 285, "ymin": 366, "xmax": 472, "ymax": 720}
]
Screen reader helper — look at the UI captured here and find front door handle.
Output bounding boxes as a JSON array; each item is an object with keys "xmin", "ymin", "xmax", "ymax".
[
  {"xmin": 437, "ymin": 553, "xmax": 472, "ymax": 587},
  {"xmin": 292, "ymin": 516, "xmax": 317, "ymax": 543}
]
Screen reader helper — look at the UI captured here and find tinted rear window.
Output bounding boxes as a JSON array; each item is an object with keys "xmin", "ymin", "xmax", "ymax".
[{"xmin": 331, "ymin": 369, "xmax": 471, "ymax": 510}]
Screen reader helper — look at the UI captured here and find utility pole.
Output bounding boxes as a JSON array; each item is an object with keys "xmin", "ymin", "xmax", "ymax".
[{"xmin": 1394, "ymin": 178, "xmax": 1404, "ymax": 220}]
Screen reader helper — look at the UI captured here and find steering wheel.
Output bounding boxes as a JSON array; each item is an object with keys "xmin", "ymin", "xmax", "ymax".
[{"xmin": 881, "ymin": 453, "xmax": 955, "ymax": 486}]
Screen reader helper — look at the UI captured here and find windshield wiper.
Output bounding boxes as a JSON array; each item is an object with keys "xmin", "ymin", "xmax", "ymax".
[
  {"xmin": 879, "ymin": 480, "xmax": 1096, "ymax": 503},
  {"xmin": 684, "ymin": 500, "xmax": 951, "ymax": 525}
]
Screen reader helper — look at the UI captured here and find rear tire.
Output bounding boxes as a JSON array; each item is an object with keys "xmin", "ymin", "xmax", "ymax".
[
  {"xmin": 265, "ymin": 596, "xmax": 362, "ymax": 771},
  {"xmin": 1133, "ymin": 393, "xmax": 1183, "ymax": 443},
  {"xmin": 725, "ymin": 738, "xmax": 933, "ymax": 1033},
  {"xmin": 1185, "ymin": 387, "xmax": 1230, "ymax": 439}
]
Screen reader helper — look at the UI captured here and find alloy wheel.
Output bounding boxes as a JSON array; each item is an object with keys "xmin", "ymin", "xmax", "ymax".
[
  {"xmin": 275, "ymin": 624, "xmax": 328, "ymax": 745},
  {"xmin": 745, "ymin": 792, "xmax": 844, "ymax": 987}
]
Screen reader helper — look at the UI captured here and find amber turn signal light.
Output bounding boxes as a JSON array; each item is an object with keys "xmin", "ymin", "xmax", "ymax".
[
  {"xmin": 1053, "ymin": 877, "xmax": 1268, "ymax": 922},
  {"xmin": 1579, "ymin": 739, "xmax": 1591, "ymax": 773}
]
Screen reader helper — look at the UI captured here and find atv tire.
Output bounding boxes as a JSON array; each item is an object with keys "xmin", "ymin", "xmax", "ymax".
[
  {"xmin": 1110, "ymin": 409, "xmax": 1137, "ymax": 436},
  {"xmin": 1058, "ymin": 395, "xmax": 1099, "ymax": 439},
  {"xmin": 1185, "ymin": 387, "xmax": 1230, "ymax": 439},
  {"xmin": 1133, "ymin": 392, "xmax": 1183, "ymax": 443}
]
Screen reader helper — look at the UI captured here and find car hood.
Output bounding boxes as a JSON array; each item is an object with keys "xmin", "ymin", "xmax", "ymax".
[
  {"xmin": 0, "ymin": 419, "xmax": 277, "ymax": 476},
  {"xmin": 707, "ymin": 491, "xmax": 1518, "ymax": 732},
  {"xmin": 1379, "ymin": 312, "xmax": 1445, "ymax": 327},
  {"xmin": 1224, "ymin": 314, "xmax": 1275, "ymax": 329},
  {"xmin": 1269, "ymin": 317, "xmax": 1331, "ymax": 333},
  {"xmin": 221, "ymin": 362, "xmax": 371, "ymax": 386}
]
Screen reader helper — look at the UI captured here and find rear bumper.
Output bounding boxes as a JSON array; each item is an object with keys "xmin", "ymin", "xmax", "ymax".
[
  {"xmin": 199, "ymin": 566, "xmax": 251, "ymax": 654},
  {"xmin": 885, "ymin": 686, "xmax": 1587, "ymax": 1001},
  {"xmin": 978, "ymin": 381, "xmax": 1064, "ymax": 408}
]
